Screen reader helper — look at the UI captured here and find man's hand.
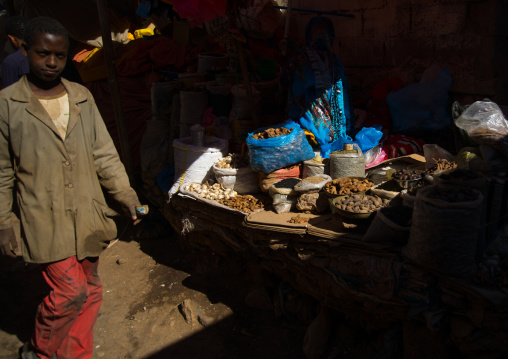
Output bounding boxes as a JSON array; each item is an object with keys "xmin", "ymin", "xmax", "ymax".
[
  {"xmin": 127, "ymin": 203, "xmax": 148, "ymax": 225},
  {"xmin": 0, "ymin": 227, "xmax": 18, "ymax": 258}
]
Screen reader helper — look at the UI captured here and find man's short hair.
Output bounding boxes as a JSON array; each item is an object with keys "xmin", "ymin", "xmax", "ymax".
[
  {"xmin": 24, "ymin": 16, "xmax": 69, "ymax": 48},
  {"xmin": 5, "ymin": 16, "xmax": 28, "ymax": 39}
]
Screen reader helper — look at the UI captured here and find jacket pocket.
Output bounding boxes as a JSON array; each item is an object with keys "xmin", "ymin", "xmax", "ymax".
[{"xmin": 92, "ymin": 199, "xmax": 118, "ymax": 241}]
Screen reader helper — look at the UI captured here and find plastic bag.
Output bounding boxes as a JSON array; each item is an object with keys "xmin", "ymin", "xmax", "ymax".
[
  {"xmin": 364, "ymin": 145, "xmax": 388, "ymax": 169},
  {"xmin": 213, "ymin": 164, "xmax": 259, "ymax": 194},
  {"xmin": 247, "ymin": 121, "xmax": 315, "ymax": 173},
  {"xmin": 320, "ymin": 136, "xmax": 354, "ymax": 158},
  {"xmin": 355, "ymin": 126, "xmax": 383, "ymax": 153},
  {"xmin": 319, "ymin": 126, "xmax": 383, "ymax": 160},
  {"xmin": 387, "ymin": 66, "xmax": 452, "ymax": 132},
  {"xmin": 454, "ymin": 100, "xmax": 508, "ymax": 156},
  {"xmin": 455, "ymin": 100, "xmax": 508, "ymax": 136},
  {"xmin": 269, "ymin": 186, "xmax": 298, "ymax": 214},
  {"xmin": 169, "ymin": 136, "xmax": 228, "ymax": 200}
]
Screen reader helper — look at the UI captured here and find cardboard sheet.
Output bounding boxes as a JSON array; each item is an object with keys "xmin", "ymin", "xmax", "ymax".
[{"xmin": 244, "ymin": 209, "xmax": 368, "ymax": 241}]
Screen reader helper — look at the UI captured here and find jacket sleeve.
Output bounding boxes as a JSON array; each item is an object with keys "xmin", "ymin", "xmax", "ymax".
[
  {"xmin": 0, "ymin": 96, "xmax": 15, "ymax": 229},
  {"xmin": 87, "ymin": 93, "xmax": 140, "ymax": 208}
]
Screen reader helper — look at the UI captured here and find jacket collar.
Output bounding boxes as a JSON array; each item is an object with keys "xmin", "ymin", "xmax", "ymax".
[
  {"xmin": 11, "ymin": 76, "xmax": 88, "ymax": 145},
  {"xmin": 11, "ymin": 75, "xmax": 88, "ymax": 104}
]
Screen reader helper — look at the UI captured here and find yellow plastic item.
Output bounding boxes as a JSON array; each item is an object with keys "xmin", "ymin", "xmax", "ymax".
[
  {"xmin": 304, "ymin": 130, "xmax": 318, "ymax": 146},
  {"xmin": 128, "ymin": 32, "xmax": 135, "ymax": 41},
  {"xmin": 134, "ymin": 28, "xmax": 155, "ymax": 39},
  {"xmin": 81, "ymin": 47, "xmax": 100, "ymax": 64}
]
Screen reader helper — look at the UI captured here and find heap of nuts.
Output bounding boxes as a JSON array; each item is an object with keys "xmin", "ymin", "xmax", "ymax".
[
  {"xmin": 391, "ymin": 169, "xmax": 422, "ymax": 180},
  {"xmin": 182, "ymin": 182, "xmax": 264, "ymax": 213},
  {"xmin": 334, "ymin": 194, "xmax": 389, "ymax": 214},
  {"xmin": 218, "ymin": 195, "xmax": 264, "ymax": 213},
  {"xmin": 324, "ymin": 177, "xmax": 374, "ymax": 196},
  {"xmin": 182, "ymin": 182, "xmax": 237, "ymax": 201},
  {"xmin": 214, "ymin": 153, "xmax": 250, "ymax": 169}
]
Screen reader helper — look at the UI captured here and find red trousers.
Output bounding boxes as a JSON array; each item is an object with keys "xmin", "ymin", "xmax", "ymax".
[{"xmin": 32, "ymin": 256, "xmax": 103, "ymax": 359}]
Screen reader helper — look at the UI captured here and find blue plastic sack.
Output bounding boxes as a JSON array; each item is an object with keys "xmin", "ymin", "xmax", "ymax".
[
  {"xmin": 355, "ymin": 126, "xmax": 383, "ymax": 153},
  {"xmin": 156, "ymin": 164, "xmax": 174, "ymax": 193},
  {"xmin": 320, "ymin": 136, "xmax": 353, "ymax": 158},
  {"xmin": 320, "ymin": 126, "xmax": 383, "ymax": 158},
  {"xmin": 247, "ymin": 121, "xmax": 315, "ymax": 173},
  {"xmin": 387, "ymin": 67, "xmax": 452, "ymax": 132}
]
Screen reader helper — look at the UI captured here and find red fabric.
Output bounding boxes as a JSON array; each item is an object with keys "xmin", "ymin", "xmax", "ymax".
[
  {"xmin": 382, "ymin": 134, "xmax": 425, "ymax": 159},
  {"xmin": 171, "ymin": 0, "xmax": 227, "ymax": 28},
  {"xmin": 117, "ymin": 37, "xmax": 198, "ymax": 77},
  {"xmin": 364, "ymin": 77, "xmax": 404, "ymax": 130},
  {"xmin": 33, "ymin": 257, "xmax": 102, "ymax": 359}
]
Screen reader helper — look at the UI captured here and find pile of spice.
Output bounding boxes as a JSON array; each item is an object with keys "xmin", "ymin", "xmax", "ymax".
[
  {"xmin": 287, "ymin": 214, "xmax": 310, "ymax": 224},
  {"xmin": 270, "ymin": 178, "xmax": 301, "ymax": 194},
  {"xmin": 273, "ymin": 178, "xmax": 302, "ymax": 189},
  {"xmin": 252, "ymin": 127, "xmax": 292, "ymax": 139},
  {"xmin": 324, "ymin": 177, "xmax": 373, "ymax": 196},
  {"xmin": 302, "ymin": 176, "xmax": 327, "ymax": 184},
  {"xmin": 218, "ymin": 194, "xmax": 264, "ymax": 213},
  {"xmin": 374, "ymin": 179, "xmax": 403, "ymax": 192},
  {"xmin": 423, "ymin": 159, "xmax": 457, "ymax": 175}
]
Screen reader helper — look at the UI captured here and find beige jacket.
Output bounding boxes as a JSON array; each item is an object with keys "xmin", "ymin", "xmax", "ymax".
[{"xmin": 0, "ymin": 76, "xmax": 139, "ymax": 263}]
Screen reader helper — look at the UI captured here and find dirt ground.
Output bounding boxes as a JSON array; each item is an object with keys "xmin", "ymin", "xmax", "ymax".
[
  {"xmin": 0, "ymin": 212, "xmax": 309, "ymax": 359},
  {"xmin": 0, "ymin": 207, "xmax": 457, "ymax": 359}
]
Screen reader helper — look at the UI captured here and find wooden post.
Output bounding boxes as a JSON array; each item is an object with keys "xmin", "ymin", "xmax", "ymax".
[
  {"xmin": 95, "ymin": 0, "xmax": 134, "ymax": 183},
  {"xmin": 236, "ymin": 40, "xmax": 259, "ymax": 127}
]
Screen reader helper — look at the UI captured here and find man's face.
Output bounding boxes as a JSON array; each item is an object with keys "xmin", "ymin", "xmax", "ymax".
[{"xmin": 22, "ymin": 33, "xmax": 68, "ymax": 83}]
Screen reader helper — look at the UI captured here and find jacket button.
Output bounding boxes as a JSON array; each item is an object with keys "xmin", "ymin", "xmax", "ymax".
[
  {"xmin": 64, "ymin": 161, "xmax": 70, "ymax": 166},
  {"xmin": 67, "ymin": 183, "xmax": 74, "ymax": 188}
]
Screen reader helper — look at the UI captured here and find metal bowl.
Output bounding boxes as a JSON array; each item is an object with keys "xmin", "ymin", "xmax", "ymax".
[
  {"xmin": 331, "ymin": 195, "xmax": 377, "ymax": 220},
  {"xmin": 334, "ymin": 206, "xmax": 376, "ymax": 220}
]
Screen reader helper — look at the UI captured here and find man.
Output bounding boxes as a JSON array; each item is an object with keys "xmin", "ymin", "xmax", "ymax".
[
  {"xmin": 2, "ymin": 15, "xmax": 29, "ymax": 88},
  {"xmin": 0, "ymin": 17, "xmax": 142, "ymax": 359}
]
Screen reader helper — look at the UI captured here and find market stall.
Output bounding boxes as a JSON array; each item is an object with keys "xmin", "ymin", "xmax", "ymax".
[
  {"xmin": 131, "ymin": 2, "xmax": 508, "ymax": 357},
  {"xmin": 163, "ymin": 140, "xmax": 508, "ymax": 358}
]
